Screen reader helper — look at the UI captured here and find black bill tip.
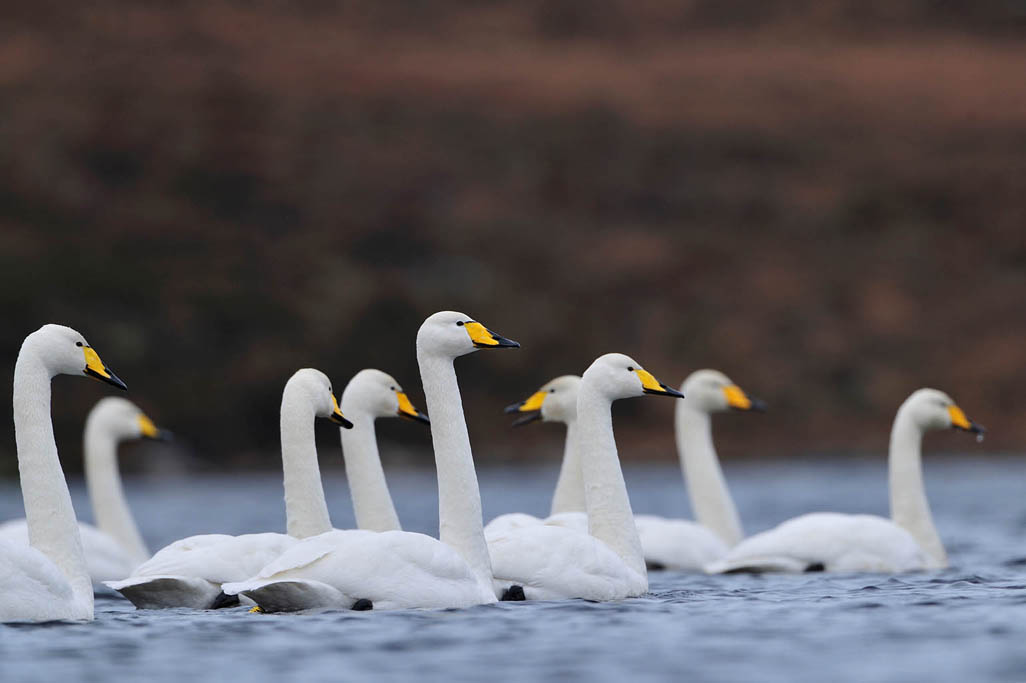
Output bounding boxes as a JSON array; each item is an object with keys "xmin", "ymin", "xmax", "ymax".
[
  {"xmin": 748, "ymin": 397, "xmax": 768, "ymax": 413},
  {"xmin": 511, "ymin": 411, "xmax": 542, "ymax": 427},
  {"xmin": 330, "ymin": 413, "xmax": 355, "ymax": 429},
  {"xmin": 86, "ymin": 367, "xmax": 128, "ymax": 391},
  {"xmin": 400, "ymin": 410, "xmax": 431, "ymax": 426},
  {"xmin": 644, "ymin": 384, "xmax": 685, "ymax": 399}
]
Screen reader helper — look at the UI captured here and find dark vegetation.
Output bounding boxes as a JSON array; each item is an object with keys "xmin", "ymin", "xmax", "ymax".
[{"xmin": 1, "ymin": 1, "xmax": 1025, "ymax": 473}]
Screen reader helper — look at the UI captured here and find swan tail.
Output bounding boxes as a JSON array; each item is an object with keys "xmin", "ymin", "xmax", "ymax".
[
  {"xmin": 222, "ymin": 578, "xmax": 352, "ymax": 613},
  {"xmin": 705, "ymin": 555, "xmax": 810, "ymax": 574},
  {"xmin": 103, "ymin": 575, "xmax": 224, "ymax": 609}
]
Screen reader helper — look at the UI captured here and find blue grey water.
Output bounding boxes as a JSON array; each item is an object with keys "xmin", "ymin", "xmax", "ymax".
[{"xmin": 1, "ymin": 456, "xmax": 1025, "ymax": 683}]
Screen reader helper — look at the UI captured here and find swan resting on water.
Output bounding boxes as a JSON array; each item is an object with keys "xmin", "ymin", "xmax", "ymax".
[
  {"xmin": 487, "ymin": 353, "xmax": 684, "ymax": 602},
  {"xmin": 635, "ymin": 369, "xmax": 765, "ymax": 571},
  {"xmin": 1, "ymin": 324, "xmax": 127, "ymax": 623},
  {"xmin": 105, "ymin": 368, "xmax": 351, "ymax": 609},
  {"xmin": 223, "ymin": 311, "xmax": 518, "ymax": 612},
  {"xmin": 706, "ymin": 389, "xmax": 983, "ymax": 574}
]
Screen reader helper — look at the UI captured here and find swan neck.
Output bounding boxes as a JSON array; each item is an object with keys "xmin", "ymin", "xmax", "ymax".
[
  {"xmin": 84, "ymin": 419, "xmax": 150, "ymax": 564},
  {"xmin": 549, "ymin": 419, "xmax": 586, "ymax": 515},
  {"xmin": 14, "ymin": 344, "xmax": 93, "ymax": 617},
  {"xmin": 280, "ymin": 386, "xmax": 332, "ymax": 539},
  {"xmin": 889, "ymin": 409, "xmax": 946, "ymax": 567},
  {"xmin": 339, "ymin": 413, "xmax": 402, "ymax": 532},
  {"xmin": 417, "ymin": 351, "xmax": 493, "ymax": 589},
  {"xmin": 577, "ymin": 382, "xmax": 646, "ymax": 578},
  {"xmin": 675, "ymin": 404, "xmax": 743, "ymax": 546}
]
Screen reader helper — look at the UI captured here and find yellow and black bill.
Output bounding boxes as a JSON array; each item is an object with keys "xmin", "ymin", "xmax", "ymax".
[
  {"xmin": 82, "ymin": 346, "xmax": 127, "ymax": 391},
  {"xmin": 504, "ymin": 389, "xmax": 546, "ymax": 426},
  {"xmin": 723, "ymin": 385, "xmax": 768, "ymax": 412},
  {"xmin": 397, "ymin": 392, "xmax": 430, "ymax": 426},
  {"xmin": 948, "ymin": 404, "xmax": 985, "ymax": 434},
  {"xmin": 138, "ymin": 414, "xmax": 173, "ymax": 441},
  {"xmin": 329, "ymin": 394, "xmax": 354, "ymax": 429},
  {"xmin": 463, "ymin": 321, "xmax": 520, "ymax": 349},
  {"xmin": 635, "ymin": 368, "xmax": 685, "ymax": 398}
]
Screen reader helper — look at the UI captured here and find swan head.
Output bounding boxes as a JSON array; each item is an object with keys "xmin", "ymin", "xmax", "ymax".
[
  {"xmin": 900, "ymin": 388, "xmax": 985, "ymax": 435},
  {"xmin": 88, "ymin": 396, "xmax": 170, "ymax": 442},
  {"xmin": 581, "ymin": 353, "xmax": 684, "ymax": 401},
  {"xmin": 342, "ymin": 369, "xmax": 430, "ymax": 425},
  {"xmin": 284, "ymin": 368, "xmax": 353, "ymax": 429},
  {"xmin": 505, "ymin": 375, "xmax": 581, "ymax": 426},
  {"xmin": 681, "ymin": 369, "xmax": 767, "ymax": 414},
  {"xmin": 25, "ymin": 324, "xmax": 127, "ymax": 390},
  {"xmin": 416, "ymin": 311, "xmax": 520, "ymax": 359}
]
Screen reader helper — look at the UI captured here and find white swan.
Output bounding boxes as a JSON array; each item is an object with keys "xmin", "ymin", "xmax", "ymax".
[
  {"xmin": 635, "ymin": 369, "xmax": 764, "ymax": 571},
  {"xmin": 706, "ymin": 388, "xmax": 983, "ymax": 574},
  {"xmin": 105, "ymin": 368, "xmax": 351, "ymax": 608},
  {"xmin": 1, "ymin": 324, "xmax": 128, "ymax": 623},
  {"xmin": 483, "ymin": 375, "xmax": 588, "ymax": 536},
  {"xmin": 0, "ymin": 397, "xmax": 166, "ymax": 588},
  {"xmin": 222, "ymin": 311, "xmax": 518, "ymax": 611},
  {"xmin": 338, "ymin": 368, "xmax": 430, "ymax": 532},
  {"xmin": 487, "ymin": 353, "xmax": 684, "ymax": 601}
]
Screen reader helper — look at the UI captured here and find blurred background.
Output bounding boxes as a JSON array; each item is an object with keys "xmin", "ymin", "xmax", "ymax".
[{"xmin": 2, "ymin": 1, "xmax": 1025, "ymax": 475}]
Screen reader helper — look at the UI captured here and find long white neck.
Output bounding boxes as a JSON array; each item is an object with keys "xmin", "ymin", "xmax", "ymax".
[
  {"xmin": 280, "ymin": 386, "xmax": 332, "ymax": 539},
  {"xmin": 339, "ymin": 413, "xmax": 402, "ymax": 532},
  {"xmin": 14, "ymin": 344, "xmax": 93, "ymax": 618},
  {"xmin": 549, "ymin": 419, "xmax": 585, "ymax": 515},
  {"xmin": 417, "ymin": 352, "xmax": 493, "ymax": 589},
  {"xmin": 675, "ymin": 404, "xmax": 744, "ymax": 546},
  {"xmin": 888, "ymin": 408, "xmax": 946, "ymax": 568},
  {"xmin": 84, "ymin": 420, "xmax": 150, "ymax": 565},
  {"xmin": 578, "ymin": 383, "xmax": 646, "ymax": 579}
]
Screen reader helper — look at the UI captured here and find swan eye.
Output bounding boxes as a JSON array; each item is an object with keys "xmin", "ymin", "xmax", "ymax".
[
  {"xmin": 390, "ymin": 386, "xmax": 396, "ymax": 391},
  {"xmin": 76, "ymin": 341, "xmax": 83, "ymax": 347},
  {"xmin": 627, "ymin": 366, "xmax": 634, "ymax": 372},
  {"xmin": 549, "ymin": 389, "xmax": 555, "ymax": 393},
  {"xmin": 456, "ymin": 321, "xmax": 465, "ymax": 326}
]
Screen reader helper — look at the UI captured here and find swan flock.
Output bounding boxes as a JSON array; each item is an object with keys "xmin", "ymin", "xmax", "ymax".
[{"xmin": 1, "ymin": 313, "xmax": 985, "ymax": 622}]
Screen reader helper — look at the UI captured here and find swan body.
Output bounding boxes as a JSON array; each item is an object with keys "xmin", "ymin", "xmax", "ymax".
[
  {"xmin": 106, "ymin": 369, "xmax": 351, "ymax": 608},
  {"xmin": 0, "ymin": 397, "xmax": 165, "ymax": 587},
  {"xmin": 488, "ymin": 353, "xmax": 684, "ymax": 601},
  {"xmin": 484, "ymin": 375, "xmax": 584, "ymax": 536},
  {"xmin": 634, "ymin": 370, "xmax": 764, "ymax": 570},
  {"xmin": 707, "ymin": 389, "xmax": 983, "ymax": 574},
  {"xmin": 1, "ymin": 324, "xmax": 127, "ymax": 622},
  {"xmin": 227, "ymin": 311, "xmax": 518, "ymax": 611}
]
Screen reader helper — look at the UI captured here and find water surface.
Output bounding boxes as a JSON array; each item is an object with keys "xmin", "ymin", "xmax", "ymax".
[{"xmin": 2, "ymin": 457, "xmax": 1024, "ymax": 682}]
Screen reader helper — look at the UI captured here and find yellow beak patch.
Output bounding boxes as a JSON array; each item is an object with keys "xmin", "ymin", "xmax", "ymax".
[
  {"xmin": 332, "ymin": 394, "xmax": 347, "ymax": 422},
  {"xmin": 634, "ymin": 368, "xmax": 663, "ymax": 392},
  {"xmin": 83, "ymin": 346, "xmax": 113, "ymax": 380},
  {"xmin": 518, "ymin": 390, "xmax": 548, "ymax": 412},
  {"xmin": 948, "ymin": 404, "xmax": 971, "ymax": 430},
  {"xmin": 137, "ymin": 414, "xmax": 160, "ymax": 439},
  {"xmin": 723, "ymin": 385, "xmax": 753, "ymax": 410},
  {"xmin": 396, "ymin": 392, "xmax": 420, "ymax": 418},
  {"xmin": 463, "ymin": 322, "xmax": 498, "ymax": 347}
]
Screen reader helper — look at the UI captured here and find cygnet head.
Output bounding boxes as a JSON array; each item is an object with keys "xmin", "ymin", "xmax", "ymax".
[
  {"xmin": 416, "ymin": 311, "xmax": 520, "ymax": 359},
  {"xmin": 680, "ymin": 369, "xmax": 767, "ymax": 414},
  {"xmin": 284, "ymin": 368, "xmax": 353, "ymax": 429},
  {"xmin": 24, "ymin": 324, "xmax": 127, "ymax": 390},
  {"xmin": 88, "ymin": 396, "xmax": 169, "ymax": 443},
  {"xmin": 899, "ymin": 388, "xmax": 984, "ymax": 435},
  {"xmin": 342, "ymin": 369, "xmax": 430, "ymax": 425},
  {"xmin": 581, "ymin": 353, "xmax": 685, "ymax": 402},
  {"xmin": 505, "ymin": 375, "xmax": 581, "ymax": 426}
]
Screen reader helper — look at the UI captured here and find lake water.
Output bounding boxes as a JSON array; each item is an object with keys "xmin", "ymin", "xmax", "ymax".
[{"xmin": 1, "ymin": 456, "xmax": 1025, "ymax": 683}]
